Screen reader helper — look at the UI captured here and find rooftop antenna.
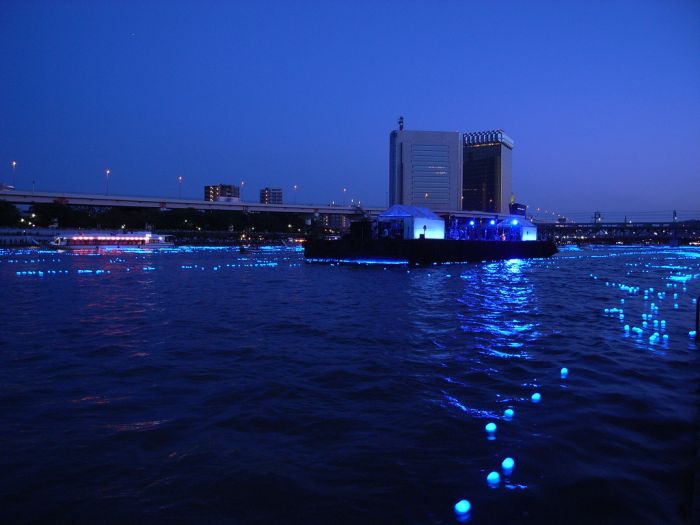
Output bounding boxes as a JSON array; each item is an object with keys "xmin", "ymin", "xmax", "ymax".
[{"xmin": 398, "ymin": 116, "xmax": 404, "ymax": 131}]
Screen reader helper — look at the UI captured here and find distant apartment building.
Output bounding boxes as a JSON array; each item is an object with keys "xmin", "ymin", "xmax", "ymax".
[
  {"xmin": 463, "ymin": 130, "xmax": 513, "ymax": 214},
  {"xmin": 260, "ymin": 187, "xmax": 283, "ymax": 204},
  {"xmin": 204, "ymin": 184, "xmax": 240, "ymax": 202},
  {"xmin": 389, "ymin": 120, "xmax": 514, "ymax": 214}
]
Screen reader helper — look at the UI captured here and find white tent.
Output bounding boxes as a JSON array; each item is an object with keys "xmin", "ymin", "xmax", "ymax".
[{"xmin": 378, "ymin": 205, "xmax": 445, "ymax": 240}]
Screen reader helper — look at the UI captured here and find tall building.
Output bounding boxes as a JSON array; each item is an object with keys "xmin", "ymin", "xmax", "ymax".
[
  {"xmin": 389, "ymin": 125, "xmax": 463, "ymax": 211},
  {"xmin": 205, "ymin": 184, "xmax": 240, "ymax": 202},
  {"xmin": 462, "ymin": 130, "xmax": 513, "ymax": 214},
  {"xmin": 260, "ymin": 187, "xmax": 283, "ymax": 204}
]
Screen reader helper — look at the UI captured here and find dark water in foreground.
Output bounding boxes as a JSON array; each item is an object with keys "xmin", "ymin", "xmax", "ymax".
[{"xmin": 1, "ymin": 245, "xmax": 699, "ymax": 524}]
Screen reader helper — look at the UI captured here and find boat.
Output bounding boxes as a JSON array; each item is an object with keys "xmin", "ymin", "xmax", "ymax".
[
  {"xmin": 49, "ymin": 231, "xmax": 174, "ymax": 249},
  {"xmin": 304, "ymin": 205, "xmax": 558, "ymax": 265}
]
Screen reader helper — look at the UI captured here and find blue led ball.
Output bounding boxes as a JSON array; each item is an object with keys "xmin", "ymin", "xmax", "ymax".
[
  {"xmin": 501, "ymin": 457, "xmax": 515, "ymax": 475},
  {"xmin": 560, "ymin": 367, "xmax": 568, "ymax": 379},
  {"xmin": 531, "ymin": 392, "xmax": 541, "ymax": 403},
  {"xmin": 485, "ymin": 422, "xmax": 497, "ymax": 433},
  {"xmin": 454, "ymin": 499, "xmax": 471, "ymax": 515},
  {"xmin": 487, "ymin": 471, "xmax": 501, "ymax": 487},
  {"xmin": 503, "ymin": 408, "xmax": 514, "ymax": 420}
]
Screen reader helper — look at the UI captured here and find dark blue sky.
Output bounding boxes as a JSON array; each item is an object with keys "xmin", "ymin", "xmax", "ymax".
[{"xmin": 1, "ymin": 0, "xmax": 698, "ymax": 219}]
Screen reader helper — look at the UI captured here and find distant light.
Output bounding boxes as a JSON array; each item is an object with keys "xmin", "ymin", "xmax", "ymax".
[
  {"xmin": 511, "ymin": 219, "xmax": 519, "ymax": 226},
  {"xmin": 531, "ymin": 392, "xmax": 541, "ymax": 403},
  {"xmin": 454, "ymin": 499, "xmax": 471, "ymax": 516}
]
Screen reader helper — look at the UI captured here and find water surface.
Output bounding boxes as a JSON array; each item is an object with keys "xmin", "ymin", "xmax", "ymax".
[{"xmin": 1, "ymin": 245, "xmax": 699, "ymax": 524}]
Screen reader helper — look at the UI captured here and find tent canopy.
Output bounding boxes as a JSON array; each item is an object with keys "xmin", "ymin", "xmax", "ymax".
[
  {"xmin": 378, "ymin": 205, "xmax": 445, "ymax": 240},
  {"xmin": 378, "ymin": 205, "xmax": 442, "ymax": 221}
]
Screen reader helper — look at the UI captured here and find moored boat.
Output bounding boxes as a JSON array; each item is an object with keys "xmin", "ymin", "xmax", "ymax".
[{"xmin": 50, "ymin": 231, "xmax": 174, "ymax": 249}]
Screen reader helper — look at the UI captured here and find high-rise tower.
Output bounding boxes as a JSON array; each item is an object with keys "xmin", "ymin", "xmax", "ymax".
[{"xmin": 462, "ymin": 130, "xmax": 513, "ymax": 214}]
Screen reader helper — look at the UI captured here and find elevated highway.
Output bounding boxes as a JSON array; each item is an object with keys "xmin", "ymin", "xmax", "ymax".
[
  {"xmin": 0, "ymin": 190, "xmax": 519, "ymax": 220},
  {"xmin": 0, "ymin": 190, "xmax": 383, "ymax": 216}
]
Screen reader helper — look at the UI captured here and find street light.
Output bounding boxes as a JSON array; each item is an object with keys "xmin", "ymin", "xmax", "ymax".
[
  {"xmin": 240, "ymin": 180, "xmax": 245, "ymax": 201},
  {"xmin": 105, "ymin": 168, "xmax": 111, "ymax": 195},
  {"xmin": 342, "ymin": 187, "xmax": 347, "ymax": 205},
  {"xmin": 178, "ymin": 176, "xmax": 184, "ymax": 198},
  {"xmin": 293, "ymin": 184, "xmax": 298, "ymax": 204},
  {"xmin": 11, "ymin": 160, "xmax": 16, "ymax": 187}
]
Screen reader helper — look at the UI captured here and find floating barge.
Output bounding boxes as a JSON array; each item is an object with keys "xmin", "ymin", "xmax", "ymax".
[
  {"xmin": 305, "ymin": 205, "xmax": 558, "ymax": 265},
  {"xmin": 305, "ymin": 238, "xmax": 557, "ymax": 265}
]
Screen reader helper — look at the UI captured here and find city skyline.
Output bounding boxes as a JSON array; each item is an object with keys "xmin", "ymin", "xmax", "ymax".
[{"xmin": 1, "ymin": 1, "xmax": 698, "ymax": 216}]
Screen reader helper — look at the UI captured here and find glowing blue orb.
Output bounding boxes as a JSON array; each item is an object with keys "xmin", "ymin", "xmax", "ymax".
[
  {"xmin": 504, "ymin": 408, "xmax": 514, "ymax": 420},
  {"xmin": 469, "ymin": 220, "xmax": 475, "ymax": 226},
  {"xmin": 454, "ymin": 499, "xmax": 471, "ymax": 515},
  {"xmin": 531, "ymin": 393, "xmax": 541, "ymax": 403},
  {"xmin": 487, "ymin": 471, "xmax": 501, "ymax": 487},
  {"xmin": 501, "ymin": 457, "xmax": 515, "ymax": 475},
  {"xmin": 485, "ymin": 422, "xmax": 497, "ymax": 433},
  {"xmin": 511, "ymin": 219, "xmax": 519, "ymax": 226},
  {"xmin": 489, "ymin": 219, "xmax": 496, "ymax": 226},
  {"xmin": 560, "ymin": 367, "xmax": 568, "ymax": 379}
]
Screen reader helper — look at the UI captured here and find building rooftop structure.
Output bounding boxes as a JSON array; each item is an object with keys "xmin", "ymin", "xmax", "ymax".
[{"xmin": 463, "ymin": 130, "xmax": 514, "ymax": 149}]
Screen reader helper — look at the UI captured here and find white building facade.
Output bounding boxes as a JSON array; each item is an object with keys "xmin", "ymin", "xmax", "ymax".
[{"xmin": 389, "ymin": 130, "xmax": 463, "ymax": 212}]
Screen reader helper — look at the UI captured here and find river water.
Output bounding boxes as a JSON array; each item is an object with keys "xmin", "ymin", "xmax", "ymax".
[{"xmin": 1, "ymin": 245, "xmax": 699, "ymax": 524}]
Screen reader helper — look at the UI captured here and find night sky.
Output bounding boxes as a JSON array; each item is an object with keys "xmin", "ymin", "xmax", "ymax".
[{"xmin": 1, "ymin": 1, "xmax": 698, "ymax": 220}]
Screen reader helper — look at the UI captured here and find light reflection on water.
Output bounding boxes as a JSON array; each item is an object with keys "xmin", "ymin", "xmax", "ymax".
[{"xmin": 456, "ymin": 258, "xmax": 541, "ymax": 360}]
